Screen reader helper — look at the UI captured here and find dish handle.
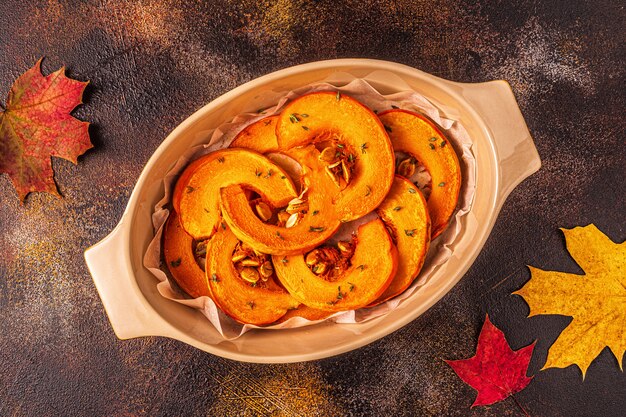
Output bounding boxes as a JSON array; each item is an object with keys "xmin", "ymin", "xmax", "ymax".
[
  {"xmin": 85, "ymin": 220, "xmax": 167, "ymax": 340},
  {"xmin": 459, "ymin": 80, "xmax": 541, "ymax": 206}
]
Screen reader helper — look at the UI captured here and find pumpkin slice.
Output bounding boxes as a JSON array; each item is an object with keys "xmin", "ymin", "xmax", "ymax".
[
  {"xmin": 230, "ymin": 116, "xmax": 302, "ymax": 185},
  {"xmin": 378, "ymin": 110, "xmax": 461, "ymax": 238},
  {"xmin": 205, "ymin": 226, "xmax": 299, "ymax": 325},
  {"xmin": 275, "ymin": 305, "xmax": 333, "ymax": 323},
  {"xmin": 230, "ymin": 115, "xmax": 279, "ymax": 153},
  {"xmin": 220, "ymin": 146, "xmax": 341, "ymax": 255},
  {"xmin": 173, "ymin": 148, "xmax": 298, "ymax": 240},
  {"xmin": 272, "ymin": 218, "xmax": 398, "ymax": 312},
  {"xmin": 276, "ymin": 92, "xmax": 395, "ymax": 222},
  {"xmin": 163, "ymin": 211, "xmax": 212, "ymax": 299},
  {"xmin": 371, "ymin": 176, "xmax": 431, "ymax": 305}
]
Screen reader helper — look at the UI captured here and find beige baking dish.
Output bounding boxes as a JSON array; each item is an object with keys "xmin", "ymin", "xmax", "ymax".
[{"xmin": 84, "ymin": 59, "xmax": 540, "ymax": 363}]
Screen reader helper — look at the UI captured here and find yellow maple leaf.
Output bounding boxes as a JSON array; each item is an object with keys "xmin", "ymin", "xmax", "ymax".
[{"xmin": 514, "ymin": 224, "xmax": 626, "ymax": 378}]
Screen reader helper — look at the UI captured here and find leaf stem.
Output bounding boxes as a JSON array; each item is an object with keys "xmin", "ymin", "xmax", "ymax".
[{"xmin": 511, "ymin": 394, "xmax": 530, "ymax": 417}]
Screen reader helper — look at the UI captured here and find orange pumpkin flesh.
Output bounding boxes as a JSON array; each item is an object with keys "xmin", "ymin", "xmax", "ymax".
[
  {"xmin": 371, "ymin": 176, "xmax": 431, "ymax": 305},
  {"xmin": 220, "ymin": 146, "xmax": 341, "ymax": 255},
  {"xmin": 205, "ymin": 226, "xmax": 299, "ymax": 325},
  {"xmin": 163, "ymin": 211, "xmax": 212, "ymax": 299},
  {"xmin": 230, "ymin": 116, "xmax": 302, "ymax": 185},
  {"xmin": 173, "ymin": 148, "xmax": 298, "ymax": 240},
  {"xmin": 230, "ymin": 115, "xmax": 279, "ymax": 153},
  {"xmin": 378, "ymin": 110, "xmax": 461, "ymax": 238},
  {"xmin": 272, "ymin": 218, "xmax": 398, "ymax": 312},
  {"xmin": 276, "ymin": 92, "xmax": 395, "ymax": 222}
]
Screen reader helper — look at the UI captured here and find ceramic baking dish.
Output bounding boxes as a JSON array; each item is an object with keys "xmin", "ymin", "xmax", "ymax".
[{"xmin": 84, "ymin": 59, "xmax": 540, "ymax": 363}]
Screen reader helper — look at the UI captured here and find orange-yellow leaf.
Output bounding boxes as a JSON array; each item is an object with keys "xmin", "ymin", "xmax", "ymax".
[
  {"xmin": 0, "ymin": 59, "xmax": 91, "ymax": 201},
  {"xmin": 514, "ymin": 224, "xmax": 626, "ymax": 378}
]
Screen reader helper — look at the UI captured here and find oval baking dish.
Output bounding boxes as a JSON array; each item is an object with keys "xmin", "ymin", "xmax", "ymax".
[{"xmin": 84, "ymin": 59, "xmax": 540, "ymax": 363}]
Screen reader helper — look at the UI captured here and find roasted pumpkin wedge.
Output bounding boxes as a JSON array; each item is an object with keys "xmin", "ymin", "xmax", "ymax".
[
  {"xmin": 230, "ymin": 116, "xmax": 302, "ymax": 184},
  {"xmin": 163, "ymin": 211, "xmax": 212, "ymax": 299},
  {"xmin": 378, "ymin": 109, "xmax": 461, "ymax": 238},
  {"xmin": 276, "ymin": 92, "xmax": 395, "ymax": 222},
  {"xmin": 272, "ymin": 218, "xmax": 398, "ymax": 312},
  {"xmin": 230, "ymin": 115, "xmax": 279, "ymax": 153},
  {"xmin": 275, "ymin": 305, "xmax": 334, "ymax": 323},
  {"xmin": 220, "ymin": 146, "xmax": 342, "ymax": 255},
  {"xmin": 371, "ymin": 176, "xmax": 431, "ymax": 305},
  {"xmin": 205, "ymin": 226, "xmax": 299, "ymax": 325},
  {"xmin": 173, "ymin": 148, "xmax": 298, "ymax": 240}
]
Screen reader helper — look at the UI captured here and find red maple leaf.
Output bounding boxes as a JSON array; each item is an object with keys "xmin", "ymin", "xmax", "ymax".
[
  {"xmin": 445, "ymin": 314, "xmax": 535, "ymax": 408},
  {"xmin": 0, "ymin": 58, "xmax": 91, "ymax": 201}
]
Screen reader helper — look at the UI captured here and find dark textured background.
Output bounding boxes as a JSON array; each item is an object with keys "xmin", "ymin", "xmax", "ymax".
[{"xmin": 1, "ymin": 1, "xmax": 624, "ymax": 416}]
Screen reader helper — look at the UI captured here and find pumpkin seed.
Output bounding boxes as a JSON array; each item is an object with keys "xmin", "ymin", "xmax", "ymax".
[
  {"xmin": 195, "ymin": 241, "xmax": 207, "ymax": 257},
  {"xmin": 341, "ymin": 159, "xmax": 351, "ymax": 184},
  {"xmin": 231, "ymin": 251, "xmax": 248, "ymax": 263},
  {"xmin": 260, "ymin": 261, "xmax": 273, "ymax": 278},
  {"xmin": 286, "ymin": 201, "xmax": 308, "ymax": 214},
  {"xmin": 277, "ymin": 210, "xmax": 291, "ymax": 224},
  {"xmin": 337, "ymin": 241, "xmax": 353, "ymax": 255},
  {"xmin": 397, "ymin": 158, "xmax": 416, "ymax": 178},
  {"xmin": 240, "ymin": 267, "xmax": 260, "ymax": 283},
  {"xmin": 319, "ymin": 147, "xmax": 337, "ymax": 163},
  {"xmin": 312, "ymin": 262, "xmax": 328, "ymax": 275},
  {"xmin": 285, "ymin": 212, "xmax": 299, "ymax": 228},
  {"xmin": 255, "ymin": 202, "xmax": 273, "ymax": 222},
  {"xmin": 305, "ymin": 250, "xmax": 320, "ymax": 266},
  {"xmin": 241, "ymin": 258, "xmax": 262, "ymax": 267},
  {"xmin": 325, "ymin": 166, "xmax": 341, "ymax": 187}
]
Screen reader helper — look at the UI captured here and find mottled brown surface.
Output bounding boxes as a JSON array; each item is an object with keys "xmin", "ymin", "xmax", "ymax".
[{"xmin": 1, "ymin": 1, "xmax": 624, "ymax": 416}]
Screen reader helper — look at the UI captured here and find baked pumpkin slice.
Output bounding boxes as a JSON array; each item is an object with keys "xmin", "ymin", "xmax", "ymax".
[
  {"xmin": 230, "ymin": 115, "xmax": 279, "ymax": 153},
  {"xmin": 220, "ymin": 146, "xmax": 342, "ymax": 255},
  {"xmin": 230, "ymin": 115, "xmax": 302, "ymax": 182},
  {"xmin": 378, "ymin": 110, "xmax": 461, "ymax": 238},
  {"xmin": 272, "ymin": 218, "xmax": 398, "ymax": 312},
  {"xmin": 163, "ymin": 211, "xmax": 212, "ymax": 299},
  {"xmin": 173, "ymin": 148, "xmax": 298, "ymax": 240},
  {"xmin": 205, "ymin": 225, "xmax": 299, "ymax": 325},
  {"xmin": 371, "ymin": 176, "xmax": 431, "ymax": 305},
  {"xmin": 276, "ymin": 92, "xmax": 395, "ymax": 222}
]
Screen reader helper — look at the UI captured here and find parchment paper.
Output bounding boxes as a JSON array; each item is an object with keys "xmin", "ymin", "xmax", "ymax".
[{"xmin": 143, "ymin": 74, "xmax": 476, "ymax": 339}]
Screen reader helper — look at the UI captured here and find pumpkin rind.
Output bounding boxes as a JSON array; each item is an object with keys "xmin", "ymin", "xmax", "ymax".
[
  {"xmin": 205, "ymin": 226, "xmax": 299, "ymax": 325},
  {"xmin": 378, "ymin": 109, "xmax": 461, "ymax": 238},
  {"xmin": 230, "ymin": 115, "xmax": 279, "ymax": 153},
  {"xmin": 220, "ymin": 146, "xmax": 341, "ymax": 255},
  {"xmin": 272, "ymin": 218, "xmax": 398, "ymax": 311},
  {"xmin": 372, "ymin": 176, "xmax": 431, "ymax": 305},
  {"xmin": 275, "ymin": 305, "xmax": 333, "ymax": 323},
  {"xmin": 163, "ymin": 211, "xmax": 212, "ymax": 299},
  {"xmin": 276, "ymin": 92, "xmax": 395, "ymax": 222},
  {"xmin": 173, "ymin": 148, "xmax": 298, "ymax": 240}
]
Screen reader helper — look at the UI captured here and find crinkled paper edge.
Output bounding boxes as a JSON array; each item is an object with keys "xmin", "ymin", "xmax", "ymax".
[{"xmin": 143, "ymin": 74, "xmax": 476, "ymax": 340}]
